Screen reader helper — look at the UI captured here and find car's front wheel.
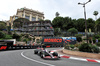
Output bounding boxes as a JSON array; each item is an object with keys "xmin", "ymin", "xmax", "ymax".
[{"xmin": 52, "ymin": 52, "xmax": 58, "ymax": 56}]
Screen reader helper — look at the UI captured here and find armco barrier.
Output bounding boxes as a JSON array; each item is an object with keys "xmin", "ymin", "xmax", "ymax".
[
  {"xmin": 0, "ymin": 45, "xmax": 63, "ymax": 51},
  {"xmin": 0, "ymin": 45, "xmax": 38, "ymax": 51}
]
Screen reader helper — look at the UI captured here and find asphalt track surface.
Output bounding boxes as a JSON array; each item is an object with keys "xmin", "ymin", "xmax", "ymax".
[{"xmin": 0, "ymin": 48, "xmax": 100, "ymax": 66}]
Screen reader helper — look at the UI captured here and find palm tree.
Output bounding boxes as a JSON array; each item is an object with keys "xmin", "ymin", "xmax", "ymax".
[
  {"xmin": 93, "ymin": 11, "xmax": 99, "ymax": 20},
  {"xmin": 95, "ymin": 18, "xmax": 100, "ymax": 33},
  {"xmin": 55, "ymin": 12, "xmax": 60, "ymax": 17}
]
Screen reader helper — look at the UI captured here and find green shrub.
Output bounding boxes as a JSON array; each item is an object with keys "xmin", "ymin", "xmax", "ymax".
[
  {"xmin": 98, "ymin": 38, "xmax": 100, "ymax": 42},
  {"xmin": 92, "ymin": 45, "xmax": 100, "ymax": 53},
  {"xmin": 64, "ymin": 44, "xmax": 75, "ymax": 50},
  {"xmin": 74, "ymin": 44, "xmax": 80, "ymax": 47},
  {"xmin": 75, "ymin": 34, "xmax": 82, "ymax": 37},
  {"xmin": 0, "ymin": 31, "xmax": 6, "ymax": 38},
  {"xmin": 37, "ymin": 41, "xmax": 40, "ymax": 44},
  {"xmin": 83, "ymin": 38, "xmax": 87, "ymax": 40},
  {"xmin": 67, "ymin": 28, "xmax": 78, "ymax": 34},
  {"xmin": 23, "ymin": 38, "xmax": 28, "ymax": 43},
  {"xmin": 89, "ymin": 39, "xmax": 92, "ymax": 43},
  {"xmin": 79, "ymin": 43, "xmax": 99, "ymax": 53},
  {"xmin": 93, "ymin": 37, "xmax": 96, "ymax": 43},
  {"xmin": 12, "ymin": 33, "xmax": 21, "ymax": 41},
  {"xmin": 70, "ymin": 45, "xmax": 74, "ymax": 49},
  {"xmin": 5, "ymin": 35, "xmax": 12, "ymax": 39},
  {"xmin": 75, "ymin": 34, "xmax": 82, "ymax": 42},
  {"xmin": 94, "ymin": 34, "xmax": 100, "ymax": 39},
  {"xmin": 79, "ymin": 43, "xmax": 92, "ymax": 53},
  {"xmin": 64, "ymin": 45, "xmax": 70, "ymax": 49},
  {"xmin": 76, "ymin": 37, "xmax": 82, "ymax": 42},
  {"xmin": 96, "ymin": 42, "xmax": 100, "ymax": 47}
]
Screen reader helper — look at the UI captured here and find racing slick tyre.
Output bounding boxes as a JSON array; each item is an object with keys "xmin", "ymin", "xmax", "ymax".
[
  {"xmin": 34, "ymin": 50, "xmax": 38, "ymax": 54},
  {"xmin": 52, "ymin": 52, "xmax": 58, "ymax": 56},
  {"xmin": 40, "ymin": 53, "xmax": 43, "ymax": 58}
]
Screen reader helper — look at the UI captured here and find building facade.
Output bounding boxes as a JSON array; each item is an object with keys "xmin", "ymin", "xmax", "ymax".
[
  {"xmin": 8, "ymin": 7, "xmax": 44, "ymax": 29},
  {"xmin": 14, "ymin": 21, "xmax": 54, "ymax": 37},
  {"xmin": 16, "ymin": 7, "xmax": 44, "ymax": 21}
]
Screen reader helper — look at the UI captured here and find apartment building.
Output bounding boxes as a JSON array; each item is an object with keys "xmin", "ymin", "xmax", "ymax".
[
  {"xmin": 8, "ymin": 7, "xmax": 44, "ymax": 29},
  {"xmin": 14, "ymin": 21, "xmax": 54, "ymax": 37},
  {"xmin": 16, "ymin": 7, "xmax": 44, "ymax": 21}
]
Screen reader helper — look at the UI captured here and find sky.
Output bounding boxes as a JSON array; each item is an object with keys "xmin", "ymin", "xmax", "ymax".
[{"xmin": 0, "ymin": 0, "xmax": 100, "ymax": 21}]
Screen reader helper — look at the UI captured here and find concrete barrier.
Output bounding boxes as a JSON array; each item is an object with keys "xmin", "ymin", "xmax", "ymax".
[{"xmin": 62, "ymin": 49, "xmax": 100, "ymax": 59}]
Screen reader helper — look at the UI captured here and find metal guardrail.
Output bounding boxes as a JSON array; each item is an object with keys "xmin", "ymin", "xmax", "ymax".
[{"xmin": 0, "ymin": 45, "xmax": 63, "ymax": 51}]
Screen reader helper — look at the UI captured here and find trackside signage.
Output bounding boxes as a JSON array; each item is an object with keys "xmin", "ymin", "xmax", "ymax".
[
  {"xmin": 44, "ymin": 39, "xmax": 62, "ymax": 42},
  {"xmin": 0, "ymin": 46, "xmax": 7, "ymax": 50},
  {"xmin": 42, "ymin": 37, "xmax": 63, "ymax": 44}
]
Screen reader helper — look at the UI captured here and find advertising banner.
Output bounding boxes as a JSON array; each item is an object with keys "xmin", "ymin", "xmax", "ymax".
[
  {"xmin": 42, "ymin": 37, "xmax": 63, "ymax": 44},
  {"xmin": 62, "ymin": 37, "xmax": 76, "ymax": 44}
]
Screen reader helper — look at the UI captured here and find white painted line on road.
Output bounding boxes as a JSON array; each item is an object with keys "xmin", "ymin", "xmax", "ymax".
[{"xmin": 21, "ymin": 52, "xmax": 55, "ymax": 66}]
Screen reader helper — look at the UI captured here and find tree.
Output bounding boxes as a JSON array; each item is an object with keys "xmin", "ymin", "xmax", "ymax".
[
  {"xmin": 86, "ymin": 18, "xmax": 95, "ymax": 32},
  {"xmin": 12, "ymin": 33, "xmax": 21, "ymax": 41},
  {"xmin": 45, "ymin": 19, "xmax": 51, "ymax": 22},
  {"xmin": 67, "ymin": 28, "xmax": 78, "ymax": 36},
  {"xmin": 75, "ymin": 34, "xmax": 82, "ymax": 42},
  {"xmin": 93, "ymin": 11, "xmax": 99, "ymax": 20},
  {"xmin": 13, "ymin": 18, "xmax": 29, "ymax": 28},
  {"xmin": 95, "ymin": 18, "xmax": 100, "ymax": 33},
  {"xmin": 52, "ymin": 17, "xmax": 64, "ymax": 30},
  {"xmin": 39, "ymin": 19, "xmax": 44, "ymax": 21},
  {"xmin": 75, "ymin": 18, "xmax": 85, "ymax": 32},
  {"xmin": 0, "ymin": 31, "xmax": 6, "ymax": 39},
  {"xmin": 55, "ymin": 12, "xmax": 60, "ymax": 17},
  {"xmin": 0, "ymin": 21, "xmax": 6, "ymax": 31},
  {"xmin": 7, "ymin": 26, "xmax": 11, "ymax": 34},
  {"xmin": 54, "ymin": 28, "xmax": 61, "ymax": 36},
  {"xmin": 14, "ymin": 18, "xmax": 29, "ymax": 22},
  {"xmin": 63, "ymin": 17, "xmax": 74, "ymax": 31}
]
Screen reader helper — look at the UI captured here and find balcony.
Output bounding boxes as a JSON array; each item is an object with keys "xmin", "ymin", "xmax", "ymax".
[
  {"xmin": 23, "ymin": 25, "xmax": 28, "ymax": 27},
  {"xmin": 45, "ymin": 24, "xmax": 51, "ymax": 26},
  {"xmin": 14, "ymin": 28, "xmax": 22, "ymax": 31},
  {"xmin": 22, "ymin": 28, "xmax": 54, "ymax": 32}
]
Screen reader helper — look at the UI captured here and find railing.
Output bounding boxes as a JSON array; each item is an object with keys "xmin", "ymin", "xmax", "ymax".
[{"xmin": 23, "ymin": 24, "xmax": 52, "ymax": 27}]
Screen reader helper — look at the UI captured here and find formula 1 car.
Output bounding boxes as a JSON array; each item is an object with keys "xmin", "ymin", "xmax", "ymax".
[{"xmin": 34, "ymin": 48, "xmax": 60, "ymax": 59}]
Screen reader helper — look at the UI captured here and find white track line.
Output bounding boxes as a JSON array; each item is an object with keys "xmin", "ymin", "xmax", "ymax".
[{"xmin": 21, "ymin": 52, "xmax": 55, "ymax": 66}]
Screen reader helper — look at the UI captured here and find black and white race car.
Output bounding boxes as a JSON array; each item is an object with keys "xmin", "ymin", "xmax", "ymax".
[{"xmin": 34, "ymin": 48, "xmax": 60, "ymax": 59}]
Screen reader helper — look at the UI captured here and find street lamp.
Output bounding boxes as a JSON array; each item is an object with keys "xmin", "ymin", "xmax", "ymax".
[{"xmin": 78, "ymin": 0, "xmax": 91, "ymax": 43}]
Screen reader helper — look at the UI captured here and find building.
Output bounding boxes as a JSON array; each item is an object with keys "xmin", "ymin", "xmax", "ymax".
[
  {"xmin": 16, "ymin": 7, "xmax": 44, "ymax": 21},
  {"xmin": 14, "ymin": 21, "xmax": 54, "ymax": 37},
  {"xmin": 8, "ymin": 7, "xmax": 44, "ymax": 29}
]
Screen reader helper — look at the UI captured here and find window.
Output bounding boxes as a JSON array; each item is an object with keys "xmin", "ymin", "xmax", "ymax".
[
  {"xmin": 22, "ymin": 14, "xmax": 24, "ymax": 17},
  {"xmin": 25, "ymin": 16, "xmax": 30, "ymax": 20},
  {"xmin": 38, "ymin": 18, "xmax": 41, "ymax": 21},
  {"xmin": 15, "ymin": 16, "xmax": 18, "ymax": 19},
  {"xmin": 32, "ymin": 17, "xmax": 36, "ymax": 21}
]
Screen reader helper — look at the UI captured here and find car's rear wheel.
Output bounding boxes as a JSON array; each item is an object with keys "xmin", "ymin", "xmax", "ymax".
[
  {"xmin": 34, "ymin": 50, "xmax": 38, "ymax": 54},
  {"xmin": 40, "ymin": 54, "xmax": 43, "ymax": 58}
]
